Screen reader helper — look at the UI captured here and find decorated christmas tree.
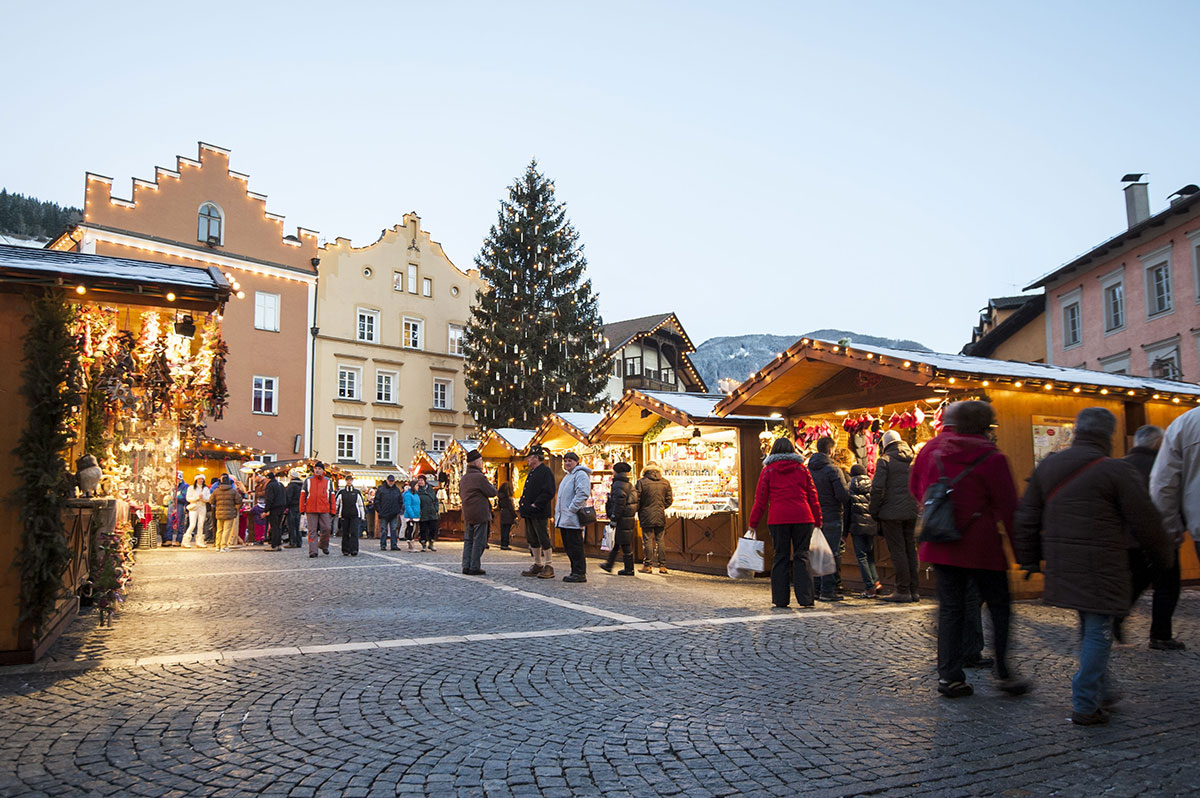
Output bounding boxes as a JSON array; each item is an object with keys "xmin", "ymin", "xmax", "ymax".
[{"xmin": 464, "ymin": 160, "xmax": 609, "ymax": 426}]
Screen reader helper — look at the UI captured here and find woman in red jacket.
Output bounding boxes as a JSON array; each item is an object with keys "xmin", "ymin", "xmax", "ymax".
[{"xmin": 749, "ymin": 437, "xmax": 823, "ymax": 608}]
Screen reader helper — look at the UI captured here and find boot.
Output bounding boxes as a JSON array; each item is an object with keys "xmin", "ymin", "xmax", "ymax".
[
  {"xmin": 640, "ymin": 563, "xmax": 653, "ymax": 573},
  {"xmin": 521, "ymin": 563, "xmax": 543, "ymax": 577},
  {"xmin": 537, "ymin": 564, "xmax": 555, "ymax": 579},
  {"xmin": 618, "ymin": 554, "xmax": 636, "ymax": 576}
]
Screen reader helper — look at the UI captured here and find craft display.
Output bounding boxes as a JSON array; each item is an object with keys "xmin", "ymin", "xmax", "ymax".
[{"xmin": 650, "ymin": 439, "xmax": 739, "ymax": 519}]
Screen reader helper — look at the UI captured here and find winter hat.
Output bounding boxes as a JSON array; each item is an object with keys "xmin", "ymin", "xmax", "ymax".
[
  {"xmin": 850, "ymin": 463, "xmax": 867, "ymax": 477},
  {"xmin": 288, "ymin": 469, "xmax": 300, "ymax": 480},
  {"xmin": 527, "ymin": 445, "xmax": 546, "ymax": 460},
  {"xmin": 645, "ymin": 461, "xmax": 661, "ymax": 471},
  {"xmin": 881, "ymin": 430, "xmax": 902, "ymax": 448},
  {"xmin": 466, "ymin": 449, "xmax": 483, "ymax": 463},
  {"xmin": 313, "ymin": 461, "xmax": 326, "ymax": 470},
  {"xmin": 613, "ymin": 462, "xmax": 632, "ymax": 474}
]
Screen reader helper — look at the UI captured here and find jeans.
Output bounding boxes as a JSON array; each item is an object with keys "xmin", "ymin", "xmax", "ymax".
[
  {"xmin": 378, "ymin": 515, "xmax": 399, "ymax": 549},
  {"xmin": 462, "ymin": 522, "xmax": 488, "ymax": 571},
  {"xmin": 1129, "ymin": 547, "xmax": 1181, "ymax": 641},
  {"xmin": 933, "ymin": 565, "xmax": 1013, "ymax": 683},
  {"xmin": 642, "ymin": 526, "xmax": 666, "ymax": 567},
  {"xmin": 850, "ymin": 533, "xmax": 878, "ymax": 589},
  {"xmin": 419, "ymin": 518, "xmax": 437, "ymax": 545},
  {"xmin": 266, "ymin": 508, "xmax": 284, "ymax": 549},
  {"xmin": 560, "ymin": 527, "xmax": 585, "ymax": 575},
  {"xmin": 1075, "ymin": 612, "xmax": 1116, "ymax": 714},
  {"xmin": 286, "ymin": 508, "xmax": 302, "ymax": 547},
  {"xmin": 814, "ymin": 520, "xmax": 843, "ymax": 597},
  {"xmin": 500, "ymin": 522, "xmax": 513, "ymax": 548},
  {"xmin": 881, "ymin": 519, "xmax": 919, "ymax": 596},
  {"xmin": 963, "ymin": 581, "xmax": 984, "ymax": 661},
  {"xmin": 770, "ymin": 523, "xmax": 814, "ymax": 607},
  {"xmin": 306, "ymin": 512, "xmax": 332, "ymax": 554},
  {"xmin": 339, "ymin": 517, "xmax": 360, "ymax": 554}
]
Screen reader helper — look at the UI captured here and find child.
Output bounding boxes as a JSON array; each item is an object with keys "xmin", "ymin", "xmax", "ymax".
[{"xmin": 846, "ymin": 463, "xmax": 884, "ymax": 598}]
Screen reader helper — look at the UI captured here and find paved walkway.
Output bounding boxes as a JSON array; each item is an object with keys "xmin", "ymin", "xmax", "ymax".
[{"xmin": 1, "ymin": 541, "xmax": 1197, "ymax": 796}]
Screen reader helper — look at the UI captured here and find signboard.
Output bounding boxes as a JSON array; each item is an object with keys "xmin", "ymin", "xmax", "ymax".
[{"xmin": 1032, "ymin": 415, "xmax": 1075, "ymax": 465}]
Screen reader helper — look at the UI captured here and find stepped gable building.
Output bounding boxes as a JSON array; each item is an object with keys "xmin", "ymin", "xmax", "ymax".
[
  {"xmin": 1025, "ymin": 177, "xmax": 1200, "ymax": 382},
  {"xmin": 50, "ymin": 142, "xmax": 319, "ymax": 460},
  {"xmin": 313, "ymin": 214, "xmax": 484, "ymax": 482},
  {"xmin": 601, "ymin": 313, "xmax": 707, "ymax": 401},
  {"xmin": 962, "ymin": 294, "xmax": 1046, "ymax": 362}
]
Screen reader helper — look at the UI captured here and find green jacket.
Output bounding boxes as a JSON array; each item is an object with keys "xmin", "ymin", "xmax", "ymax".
[{"xmin": 418, "ymin": 484, "xmax": 440, "ymax": 520}]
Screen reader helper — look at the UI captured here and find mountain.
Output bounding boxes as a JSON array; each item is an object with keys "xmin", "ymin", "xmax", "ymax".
[
  {"xmin": 0, "ymin": 189, "xmax": 81, "ymax": 242},
  {"xmin": 690, "ymin": 330, "xmax": 932, "ymax": 392}
]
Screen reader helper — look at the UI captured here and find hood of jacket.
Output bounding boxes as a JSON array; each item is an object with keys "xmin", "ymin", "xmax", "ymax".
[
  {"xmin": 764, "ymin": 452, "xmax": 808, "ymax": 477},
  {"xmin": 640, "ymin": 467, "xmax": 664, "ymax": 480},
  {"xmin": 924, "ymin": 432, "xmax": 995, "ymax": 466},
  {"xmin": 883, "ymin": 441, "xmax": 914, "ymax": 462},
  {"xmin": 807, "ymin": 452, "xmax": 831, "ymax": 471}
]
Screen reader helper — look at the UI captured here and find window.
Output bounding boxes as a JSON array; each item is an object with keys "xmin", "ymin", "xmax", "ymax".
[
  {"xmin": 422, "ymin": 277, "xmax": 432, "ymax": 297},
  {"xmin": 661, "ymin": 366, "xmax": 676, "ymax": 385},
  {"xmin": 376, "ymin": 370, "xmax": 397, "ymax": 403},
  {"xmin": 1144, "ymin": 337, "xmax": 1182, "ymax": 380},
  {"xmin": 613, "ymin": 358, "xmax": 622, "ymax": 377},
  {"xmin": 336, "ymin": 427, "xmax": 360, "ymax": 462},
  {"xmin": 261, "ymin": 454, "xmax": 276, "ymax": 463},
  {"xmin": 431, "ymin": 434, "xmax": 452, "ymax": 454},
  {"xmin": 252, "ymin": 376, "xmax": 277, "ymax": 414},
  {"xmin": 1098, "ymin": 351, "xmax": 1131, "ymax": 375},
  {"xmin": 393, "ymin": 271, "xmax": 404, "ymax": 292},
  {"xmin": 403, "ymin": 317, "xmax": 424, "ymax": 349},
  {"xmin": 198, "ymin": 202, "xmax": 223, "ymax": 245},
  {"xmin": 448, "ymin": 324, "xmax": 465, "ymax": 356},
  {"xmin": 357, "ymin": 308, "xmax": 379, "ymax": 343},
  {"xmin": 337, "ymin": 365, "xmax": 361, "ymax": 400},
  {"xmin": 407, "ymin": 264, "xmax": 418, "ymax": 295},
  {"xmin": 375, "ymin": 431, "xmax": 396, "ymax": 464},
  {"xmin": 1063, "ymin": 303, "xmax": 1081, "ymax": 348},
  {"xmin": 1103, "ymin": 282, "xmax": 1124, "ymax": 332},
  {"xmin": 625, "ymin": 357, "xmax": 641, "ymax": 376},
  {"xmin": 433, "ymin": 378, "xmax": 452, "ymax": 409},
  {"xmin": 1148, "ymin": 264, "xmax": 1173, "ymax": 316},
  {"xmin": 254, "ymin": 292, "xmax": 280, "ymax": 332}
]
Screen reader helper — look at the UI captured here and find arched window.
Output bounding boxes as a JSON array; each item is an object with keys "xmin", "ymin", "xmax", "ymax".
[{"xmin": 198, "ymin": 202, "xmax": 223, "ymax": 245}]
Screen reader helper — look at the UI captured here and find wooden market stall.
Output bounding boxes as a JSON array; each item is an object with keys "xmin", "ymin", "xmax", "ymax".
[
  {"xmin": 715, "ymin": 337, "xmax": 1200, "ymax": 595},
  {"xmin": 588, "ymin": 390, "xmax": 778, "ymax": 574},
  {"xmin": 474, "ymin": 428, "xmax": 535, "ymax": 546}
]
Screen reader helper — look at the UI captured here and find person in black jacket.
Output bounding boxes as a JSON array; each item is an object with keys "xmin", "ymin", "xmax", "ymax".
[
  {"xmin": 284, "ymin": 472, "xmax": 304, "ymax": 548},
  {"xmin": 871, "ymin": 429, "xmax": 920, "ymax": 602},
  {"xmin": 497, "ymin": 482, "xmax": 517, "ymax": 550},
  {"xmin": 374, "ymin": 475, "xmax": 404, "ymax": 551},
  {"xmin": 600, "ymin": 462, "xmax": 639, "ymax": 576},
  {"xmin": 808, "ymin": 437, "xmax": 849, "ymax": 602},
  {"xmin": 846, "ymin": 464, "xmax": 882, "ymax": 597},
  {"xmin": 262, "ymin": 472, "xmax": 288, "ymax": 552},
  {"xmin": 518, "ymin": 446, "xmax": 557, "ymax": 579}
]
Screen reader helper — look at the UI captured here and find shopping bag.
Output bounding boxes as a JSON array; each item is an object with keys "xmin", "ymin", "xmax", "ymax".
[
  {"xmin": 600, "ymin": 523, "xmax": 615, "ymax": 552},
  {"xmin": 727, "ymin": 530, "xmax": 764, "ymax": 578},
  {"xmin": 299, "ymin": 514, "xmax": 308, "ymax": 532},
  {"xmin": 809, "ymin": 528, "xmax": 836, "ymax": 576}
]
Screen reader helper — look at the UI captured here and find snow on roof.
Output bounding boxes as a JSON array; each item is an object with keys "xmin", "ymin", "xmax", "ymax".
[
  {"xmin": 640, "ymin": 391, "xmax": 765, "ymax": 421},
  {"xmin": 457, "ymin": 440, "xmax": 480, "ymax": 451},
  {"xmin": 0, "ymin": 244, "xmax": 223, "ymax": 289},
  {"xmin": 811, "ymin": 338, "xmax": 1200, "ymax": 396},
  {"xmin": 555, "ymin": 412, "xmax": 605, "ymax": 436},
  {"xmin": 492, "ymin": 428, "xmax": 535, "ymax": 451}
]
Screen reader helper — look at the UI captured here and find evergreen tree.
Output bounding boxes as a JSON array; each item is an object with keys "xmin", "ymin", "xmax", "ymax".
[{"xmin": 464, "ymin": 160, "xmax": 609, "ymax": 427}]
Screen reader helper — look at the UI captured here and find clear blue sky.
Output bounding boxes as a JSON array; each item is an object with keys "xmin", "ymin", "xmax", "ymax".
[{"xmin": 3, "ymin": 1, "xmax": 1198, "ymax": 353}]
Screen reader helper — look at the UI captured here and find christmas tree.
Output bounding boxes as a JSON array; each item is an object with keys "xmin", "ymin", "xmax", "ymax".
[{"xmin": 464, "ymin": 160, "xmax": 609, "ymax": 427}]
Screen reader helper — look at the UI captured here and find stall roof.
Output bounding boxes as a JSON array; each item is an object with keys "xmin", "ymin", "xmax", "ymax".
[
  {"xmin": 477, "ymin": 427, "xmax": 536, "ymax": 459},
  {"xmin": 555, "ymin": 412, "xmax": 605, "ymax": 436},
  {"xmin": 591, "ymin": 390, "xmax": 768, "ymax": 442},
  {"xmin": 523, "ymin": 412, "xmax": 606, "ymax": 455},
  {"xmin": 716, "ymin": 337, "xmax": 1200, "ymax": 417}
]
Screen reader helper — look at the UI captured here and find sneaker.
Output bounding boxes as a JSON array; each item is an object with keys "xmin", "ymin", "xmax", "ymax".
[
  {"xmin": 181, "ymin": 543, "xmax": 193, "ymax": 548},
  {"xmin": 874, "ymin": 590, "xmax": 894, "ymax": 599},
  {"xmin": 640, "ymin": 564, "xmax": 653, "ymax": 573},
  {"xmin": 600, "ymin": 562, "xmax": 614, "ymax": 573},
  {"xmin": 537, "ymin": 565, "xmax": 556, "ymax": 579},
  {"xmin": 937, "ymin": 680, "xmax": 973, "ymax": 698},
  {"xmin": 1070, "ymin": 708, "xmax": 1110, "ymax": 726},
  {"xmin": 995, "ymin": 675, "xmax": 1032, "ymax": 696},
  {"xmin": 659, "ymin": 567, "xmax": 669, "ymax": 575},
  {"xmin": 857, "ymin": 591, "xmax": 877, "ymax": 599},
  {"xmin": 964, "ymin": 656, "xmax": 995, "ymax": 669},
  {"xmin": 421, "ymin": 542, "xmax": 428, "ymax": 551},
  {"xmin": 817, "ymin": 594, "xmax": 844, "ymax": 602},
  {"xmin": 562, "ymin": 573, "xmax": 587, "ymax": 583},
  {"xmin": 1150, "ymin": 638, "xmax": 1187, "ymax": 651},
  {"xmin": 342, "ymin": 552, "xmax": 350, "ymax": 557},
  {"xmin": 521, "ymin": 564, "xmax": 544, "ymax": 577},
  {"xmin": 350, "ymin": 552, "xmax": 358, "ymax": 557}
]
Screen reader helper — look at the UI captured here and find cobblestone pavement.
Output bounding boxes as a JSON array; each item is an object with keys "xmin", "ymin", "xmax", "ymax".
[{"xmin": 1, "ymin": 541, "xmax": 1198, "ymax": 796}]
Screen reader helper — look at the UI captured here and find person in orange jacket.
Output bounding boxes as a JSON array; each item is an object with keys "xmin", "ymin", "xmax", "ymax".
[{"xmin": 300, "ymin": 461, "xmax": 336, "ymax": 558}]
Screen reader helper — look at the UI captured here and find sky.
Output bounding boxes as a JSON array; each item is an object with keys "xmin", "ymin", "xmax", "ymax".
[{"xmin": 3, "ymin": 0, "xmax": 1199, "ymax": 354}]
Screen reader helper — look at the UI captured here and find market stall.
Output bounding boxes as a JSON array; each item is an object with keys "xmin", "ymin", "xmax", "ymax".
[
  {"xmin": 715, "ymin": 337, "xmax": 1200, "ymax": 594},
  {"xmin": 474, "ymin": 428, "xmax": 534, "ymax": 546},
  {"xmin": 588, "ymin": 391, "xmax": 773, "ymax": 574}
]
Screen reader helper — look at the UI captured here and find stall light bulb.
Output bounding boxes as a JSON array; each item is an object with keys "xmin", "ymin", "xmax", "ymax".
[
  {"xmin": 1043, "ymin": 383, "xmax": 1053, "ymax": 390},
  {"xmin": 75, "ymin": 285, "xmax": 87, "ymax": 294},
  {"xmin": 166, "ymin": 292, "xmax": 176, "ymax": 301},
  {"xmin": 1014, "ymin": 382, "xmax": 1023, "ymax": 388}
]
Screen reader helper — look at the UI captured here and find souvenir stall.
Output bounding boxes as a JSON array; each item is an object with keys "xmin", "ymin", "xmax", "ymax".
[
  {"xmin": 438, "ymin": 439, "xmax": 480, "ymax": 537},
  {"xmin": 588, "ymin": 391, "xmax": 773, "ymax": 574},
  {"xmin": 0, "ymin": 245, "xmax": 229, "ymax": 663},
  {"xmin": 715, "ymin": 337, "xmax": 1200, "ymax": 594},
  {"xmin": 475, "ymin": 428, "xmax": 535, "ymax": 546}
]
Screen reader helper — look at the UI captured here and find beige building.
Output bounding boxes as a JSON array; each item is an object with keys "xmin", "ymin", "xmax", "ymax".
[{"xmin": 313, "ymin": 214, "xmax": 484, "ymax": 482}]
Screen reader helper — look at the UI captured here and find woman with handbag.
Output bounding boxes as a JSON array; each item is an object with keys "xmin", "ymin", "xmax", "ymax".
[
  {"xmin": 600, "ymin": 462, "xmax": 638, "ymax": 576},
  {"xmin": 748, "ymin": 437, "xmax": 823, "ymax": 609},
  {"xmin": 554, "ymin": 451, "xmax": 593, "ymax": 582}
]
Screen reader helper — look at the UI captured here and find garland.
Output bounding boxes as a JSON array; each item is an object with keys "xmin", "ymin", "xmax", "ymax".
[
  {"xmin": 643, "ymin": 417, "xmax": 670, "ymax": 443},
  {"xmin": 90, "ymin": 518, "xmax": 135, "ymax": 626},
  {"xmin": 14, "ymin": 291, "xmax": 78, "ymax": 635}
]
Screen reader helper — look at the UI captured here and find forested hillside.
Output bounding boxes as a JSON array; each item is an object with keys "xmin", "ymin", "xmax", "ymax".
[{"xmin": 0, "ymin": 189, "xmax": 81, "ymax": 241}]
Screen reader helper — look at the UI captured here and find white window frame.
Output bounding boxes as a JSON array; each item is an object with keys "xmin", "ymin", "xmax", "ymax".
[
  {"xmin": 1189, "ymin": 229, "xmax": 1200, "ymax": 304},
  {"xmin": 1098, "ymin": 350, "xmax": 1131, "ymax": 375},
  {"xmin": 1058, "ymin": 287, "xmax": 1082, "ymax": 350},
  {"xmin": 422, "ymin": 277, "xmax": 432, "ymax": 297},
  {"xmin": 448, "ymin": 324, "xmax": 465, "ymax": 356},
  {"xmin": 356, "ymin": 307, "xmax": 380, "ymax": 343},
  {"xmin": 393, "ymin": 270, "xmax": 404, "ymax": 292},
  {"xmin": 1140, "ymin": 245, "xmax": 1174, "ymax": 318},
  {"xmin": 254, "ymin": 291, "xmax": 280, "ymax": 332},
  {"xmin": 1144, "ymin": 336, "xmax": 1182, "ymax": 380},
  {"xmin": 1097, "ymin": 266, "xmax": 1124, "ymax": 334},
  {"xmin": 402, "ymin": 317, "xmax": 424, "ymax": 350},
  {"xmin": 433, "ymin": 377, "xmax": 452, "ymax": 410},
  {"xmin": 407, "ymin": 264, "xmax": 418, "ymax": 295},
  {"xmin": 335, "ymin": 426, "xmax": 361, "ymax": 463},
  {"xmin": 337, "ymin": 365, "xmax": 362, "ymax": 400},
  {"xmin": 431, "ymin": 433, "xmax": 452, "ymax": 454},
  {"xmin": 375, "ymin": 431, "xmax": 397, "ymax": 465},
  {"xmin": 198, "ymin": 202, "xmax": 224, "ymax": 245},
  {"xmin": 375, "ymin": 369, "xmax": 397, "ymax": 404},
  {"xmin": 252, "ymin": 375, "xmax": 278, "ymax": 415}
]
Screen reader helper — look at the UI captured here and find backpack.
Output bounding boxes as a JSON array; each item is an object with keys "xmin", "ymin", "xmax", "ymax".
[{"xmin": 917, "ymin": 451, "xmax": 992, "ymax": 544}]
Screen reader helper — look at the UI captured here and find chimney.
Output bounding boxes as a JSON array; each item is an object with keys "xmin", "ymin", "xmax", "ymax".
[{"xmin": 1122, "ymin": 174, "xmax": 1150, "ymax": 228}]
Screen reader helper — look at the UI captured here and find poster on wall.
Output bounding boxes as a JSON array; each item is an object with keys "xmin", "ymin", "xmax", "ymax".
[{"xmin": 1032, "ymin": 415, "xmax": 1075, "ymax": 465}]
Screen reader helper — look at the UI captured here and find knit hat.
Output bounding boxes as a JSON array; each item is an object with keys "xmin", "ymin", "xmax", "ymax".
[
  {"xmin": 288, "ymin": 470, "xmax": 300, "ymax": 480},
  {"xmin": 881, "ymin": 430, "xmax": 902, "ymax": 448},
  {"xmin": 313, "ymin": 461, "xmax": 326, "ymax": 470},
  {"xmin": 613, "ymin": 462, "xmax": 632, "ymax": 474},
  {"xmin": 466, "ymin": 449, "xmax": 483, "ymax": 463}
]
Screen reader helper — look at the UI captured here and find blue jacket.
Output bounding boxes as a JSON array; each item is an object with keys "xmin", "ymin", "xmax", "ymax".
[{"xmin": 402, "ymin": 490, "xmax": 421, "ymax": 519}]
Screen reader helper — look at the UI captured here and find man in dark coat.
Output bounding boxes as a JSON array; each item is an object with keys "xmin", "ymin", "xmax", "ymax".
[
  {"xmin": 601, "ymin": 462, "xmax": 639, "ymax": 576},
  {"xmin": 871, "ymin": 430, "xmax": 920, "ymax": 602},
  {"xmin": 416, "ymin": 474, "xmax": 440, "ymax": 552},
  {"xmin": 284, "ymin": 471, "xmax": 304, "ymax": 548},
  {"xmin": 262, "ymin": 472, "xmax": 288, "ymax": 552},
  {"xmin": 808, "ymin": 436, "xmax": 849, "ymax": 601},
  {"xmin": 635, "ymin": 462, "xmax": 674, "ymax": 573},
  {"xmin": 1014, "ymin": 408, "xmax": 1172, "ymax": 726},
  {"xmin": 459, "ymin": 450, "xmax": 497, "ymax": 575},
  {"xmin": 374, "ymin": 475, "xmax": 403, "ymax": 551},
  {"xmin": 519, "ymin": 446, "xmax": 557, "ymax": 579}
]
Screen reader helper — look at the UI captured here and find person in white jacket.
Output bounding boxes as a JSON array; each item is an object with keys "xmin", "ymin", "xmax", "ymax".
[
  {"xmin": 336, "ymin": 475, "xmax": 367, "ymax": 557},
  {"xmin": 1150, "ymin": 405, "xmax": 1200, "ymax": 568},
  {"xmin": 554, "ymin": 452, "xmax": 593, "ymax": 583},
  {"xmin": 182, "ymin": 475, "xmax": 210, "ymax": 548}
]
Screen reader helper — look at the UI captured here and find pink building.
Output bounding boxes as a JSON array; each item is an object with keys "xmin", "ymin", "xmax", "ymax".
[{"xmin": 1027, "ymin": 178, "xmax": 1200, "ymax": 383}]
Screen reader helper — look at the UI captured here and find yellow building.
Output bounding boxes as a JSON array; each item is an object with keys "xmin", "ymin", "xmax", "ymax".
[{"xmin": 312, "ymin": 213, "xmax": 485, "ymax": 484}]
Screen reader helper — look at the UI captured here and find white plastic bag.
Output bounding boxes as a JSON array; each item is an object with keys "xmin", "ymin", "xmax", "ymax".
[
  {"xmin": 600, "ymin": 523, "xmax": 615, "ymax": 552},
  {"xmin": 809, "ymin": 528, "xmax": 836, "ymax": 576},
  {"xmin": 727, "ymin": 529, "xmax": 764, "ymax": 578},
  {"xmin": 299, "ymin": 513, "xmax": 308, "ymax": 532}
]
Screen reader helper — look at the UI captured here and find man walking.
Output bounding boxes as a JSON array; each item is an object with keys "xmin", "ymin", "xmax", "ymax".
[
  {"xmin": 636, "ymin": 461, "xmax": 673, "ymax": 574},
  {"xmin": 555, "ymin": 451, "xmax": 593, "ymax": 583},
  {"xmin": 375, "ymin": 474, "xmax": 403, "ymax": 551},
  {"xmin": 262, "ymin": 471, "xmax": 287, "ymax": 552},
  {"xmin": 300, "ymin": 462, "xmax": 336, "ymax": 559},
  {"xmin": 1014, "ymin": 408, "xmax": 1172, "ymax": 725},
  {"xmin": 1150, "ymin": 405, "xmax": 1200, "ymax": 641},
  {"xmin": 519, "ymin": 446, "xmax": 557, "ymax": 579},
  {"xmin": 459, "ymin": 449, "xmax": 497, "ymax": 575},
  {"xmin": 336, "ymin": 474, "xmax": 365, "ymax": 557},
  {"xmin": 808, "ymin": 436, "xmax": 849, "ymax": 601}
]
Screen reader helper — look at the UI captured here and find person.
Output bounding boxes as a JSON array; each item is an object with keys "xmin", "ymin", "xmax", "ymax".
[
  {"xmin": 336, "ymin": 474, "xmax": 365, "ymax": 557},
  {"xmin": 554, "ymin": 451, "xmax": 593, "ymax": 583},
  {"xmin": 635, "ymin": 461, "xmax": 674, "ymax": 574},
  {"xmin": 1149, "ymin": 406, "xmax": 1200, "ymax": 643},
  {"xmin": 417, "ymin": 474, "xmax": 440, "ymax": 552},
  {"xmin": 497, "ymin": 482, "xmax": 517, "ymax": 550},
  {"xmin": 210, "ymin": 474, "xmax": 242, "ymax": 553},
  {"xmin": 402, "ymin": 481, "xmax": 422, "ymax": 551},
  {"xmin": 910, "ymin": 400, "xmax": 1029, "ymax": 699},
  {"xmin": 182, "ymin": 475, "xmax": 210, "ymax": 549},
  {"xmin": 600, "ymin": 462, "xmax": 638, "ymax": 575},
  {"xmin": 519, "ymin": 446, "xmax": 557, "ymax": 579},
  {"xmin": 203, "ymin": 476, "xmax": 218, "ymax": 546},
  {"xmin": 375, "ymin": 474, "xmax": 403, "ymax": 551},
  {"xmin": 808, "ymin": 436, "xmax": 848, "ymax": 602},
  {"xmin": 283, "ymin": 470, "xmax": 304, "ymax": 548},
  {"xmin": 165, "ymin": 473, "xmax": 188, "ymax": 546},
  {"xmin": 1014, "ymin": 407, "xmax": 1172, "ymax": 725},
  {"xmin": 750, "ymin": 437, "xmax": 822, "ymax": 609},
  {"xmin": 300, "ymin": 462, "xmax": 336, "ymax": 559},
  {"xmin": 459, "ymin": 449, "xmax": 497, "ymax": 575},
  {"xmin": 871, "ymin": 429, "xmax": 920, "ymax": 603},
  {"xmin": 845, "ymin": 464, "xmax": 881, "ymax": 598},
  {"xmin": 260, "ymin": 471, "xmax": 287, "ymax": 552}
]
